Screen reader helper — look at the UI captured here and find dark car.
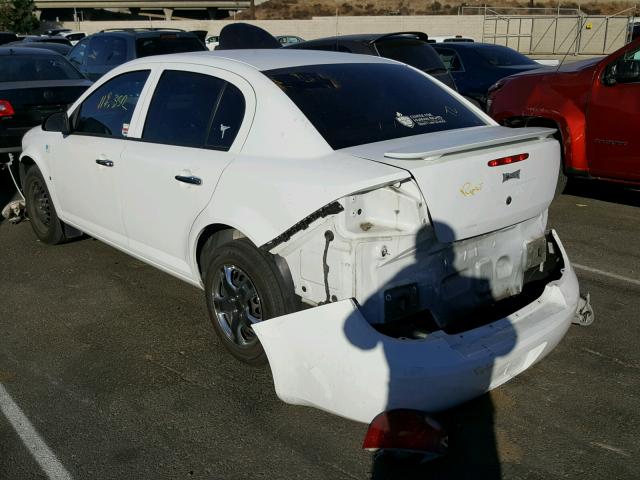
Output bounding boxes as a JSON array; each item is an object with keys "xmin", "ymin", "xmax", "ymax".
[
  {"xmin": 66, "ymin": 28, "xmax": 207, "ymax": 81},
  {"xmin": 288, "ymin": 32, "xmax": 457, "ymax": 90},
  {"xmin": 432, "ymin": 42, "xmax": 543, "ymax": 109},
  {"xmin": 20, "ymin": 35, "xmax": 73, "ymax": 46},
  {"xmin": 0, "ymin": 32, "xmax": 18, "ymax": 46},
  {"xmin": 0, "ymin": 47, "xmax": 92, "ymax": 164},
  {"xmin": 4, "ymin": 41, "xmax": 71, "ymax": 55}
]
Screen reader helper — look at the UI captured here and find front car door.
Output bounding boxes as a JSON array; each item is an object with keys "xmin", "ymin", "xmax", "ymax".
[
  {"xmin": 119, "ymin": 64, "xmax": 254, "ymax": 280},
  {"xmin": 52, "ymin": 69, "xmax": 151, "ymax": 244},
  {"xmin": 587, "ymin": 41, "xmax": 640, "ymax": 182}
]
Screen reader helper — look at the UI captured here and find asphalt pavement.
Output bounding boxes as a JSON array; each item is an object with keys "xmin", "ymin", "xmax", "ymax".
[{"xmin": 1, "ymin": 171, "xmax": 639, "ymax": 479}]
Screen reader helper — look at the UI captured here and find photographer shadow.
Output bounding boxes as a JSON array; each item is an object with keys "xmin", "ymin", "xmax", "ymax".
[{"xmin": 343, "ymin": 222, "xmax": 518, "ymax": 479}]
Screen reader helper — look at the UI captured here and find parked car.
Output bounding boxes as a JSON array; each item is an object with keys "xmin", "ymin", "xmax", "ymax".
[
  {"xmin": 428, "ymin": 35, "xmax": 474, "ymax": 43},
  {"xmin": 19, "ymin": 48, "xmax": 580, "ymax": 424},
  {"xmin": 205, "ymin": 35, "xmax": 219, "ymax": 51},
  {"xmin": 489, "ymin": 37, "xmax": 640, "ymax": 193},
  {"xmin": 4, "ymin": 41, "xmax": 72, "ymax": 55},
  {"xmin": 288, "ymin": 32, "xmax": 457, "ymax": 90},
  {"xmin": 0, "ymin": 47, "xmax": 91, "ymax": 165},
  {"xmin": 57, "ymin": 31, "xmax": 86, "ymax": 46},
  {"xmin": 20, "ymin": 35, "xmax": 73, "ymax": 46},
  {"xmin": 0, "ymin": 32, "xmax": 18, "ymax": 46},
  {"xmin": 276, "ymin": 35, "xmax": 304, "ymax": 46},
  {"xmin": 66, "ymin": 28, "xmax": 206, "ymax": 81},
  {"xmin": 45, "ymin": 28, "xmax": 72, "ymax": 36},
  {"xmin": 433, "ymin": 42, "xmax": 543, "ymax": 109}
]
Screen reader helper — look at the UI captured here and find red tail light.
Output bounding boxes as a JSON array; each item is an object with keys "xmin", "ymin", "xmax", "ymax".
[
  {"xmin": 363, "ymin": 409, "xmax": 448, "ymax": 456},
  {"xmin": 0, "ymin": 100, "xmax": 15, "ymax": 117},
  {"xmin": 488, "ymin": 153, "xmax": 529, "ymax": 167}
]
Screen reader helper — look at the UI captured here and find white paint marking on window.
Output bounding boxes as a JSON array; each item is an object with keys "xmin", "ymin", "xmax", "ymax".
[
  {"xmin": 0, "ymin": 384, "xmax": 73, "ymax": 480},
  {"xmin": 573, "ymin": 263, "xmax": 640, "ymax": 287}
]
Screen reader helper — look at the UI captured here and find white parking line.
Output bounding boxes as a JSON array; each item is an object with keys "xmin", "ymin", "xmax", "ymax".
[
  {"xmin": 573, "ymin": 263, "xmax": 640, "ymax": 287},
  {"xmin": 0, "ymin": 384, "xmax": 72, "ymax": 480}
]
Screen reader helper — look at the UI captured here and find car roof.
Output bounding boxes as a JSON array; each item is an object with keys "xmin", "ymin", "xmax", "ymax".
[
  {"xmin": 0, "ymin": 46, "xmax": 63, "ymax": 56},
  {"xmin": 125, "ymin": 48, "xmax": 395, "ymax": 72}
]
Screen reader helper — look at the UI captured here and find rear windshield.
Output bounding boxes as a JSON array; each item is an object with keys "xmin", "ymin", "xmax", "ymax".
[
  {"xmin": 136, "ymin": 35, "xmax": 205, "ymax": 57},
  {"xmin": 0, "ymin": 55, "xmax": 83, "ymax": 82},
  {"xmin": 475, "ymin": 45, "xmax": 536, "ymax": 66},
  {"xmin": 375, "ymin": 38, "xmax": 447, "ymax": 74},
  {"xmin": 266, "ymin": 63, "xmax": 485, "ymax": 150}
]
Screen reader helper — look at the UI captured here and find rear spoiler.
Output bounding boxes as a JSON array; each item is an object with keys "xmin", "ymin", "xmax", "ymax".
[
  {"xmin": 384, "ymin": 126, "xmax": 556, "ymax": 161},
  {"xmin": 370, "ymin": 32, "xmax": 430, "ymax": 45}
]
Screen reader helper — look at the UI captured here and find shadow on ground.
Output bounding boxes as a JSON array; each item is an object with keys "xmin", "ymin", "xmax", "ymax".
[{"xmin": 565, "ymin": 179, "xmax": 640, "ymax": 208}]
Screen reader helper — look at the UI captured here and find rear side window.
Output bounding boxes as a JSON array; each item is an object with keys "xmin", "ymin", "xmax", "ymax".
[
  {"xmin": 266, "ymin": 63, "xmax": 485, "ymax": 150},
  {"xmin": 475, "ymin": 46, "xmax": 536, "ymax": 66},
  {"xmin": 136, "ymin": 35, "xmax": 205, "ymax": 57},
  {"xmin": 142, "ymin": 70, "xmax": 245, "ymax": 150},
  {"xmin": 74, "ymin": 70, "xmax": 149, "ymax": 138},
  {"xmin": 0, "ymin": 55, "xmax": 84, "ymax": 82},
  {"xmin": 375, "ymin": 38, "xmax": 447, "ymax": 74},
  {"xmin": 436, "ymin": 48, "xmax": 464, "ymax": 72},
  {"xmin": 87, "ymin": 36, "xmax": 128, "ymax": 67}
]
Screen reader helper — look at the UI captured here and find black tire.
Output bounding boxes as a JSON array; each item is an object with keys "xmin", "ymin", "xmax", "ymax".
[
  {"xmin": 24, "ymin": 166, "xmax": 67, "ymax": 245},
  {"xmin": 204, "ymin": 238, "xmax": 296, "ymax": 365},
  {"xmin": 555, "ymin": 165, "xmax": 568, "ymax": 198}
]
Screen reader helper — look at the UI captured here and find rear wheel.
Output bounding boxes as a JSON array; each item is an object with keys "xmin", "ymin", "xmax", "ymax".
[
  {"xmin": 204, "ymin": 239, "xmax": 295, "ymax": 365},
  {"xmin": 24, "ymin": 166, "xmax": 66, "ymax": 245}
]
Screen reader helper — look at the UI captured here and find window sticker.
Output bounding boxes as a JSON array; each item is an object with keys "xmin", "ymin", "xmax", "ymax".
[
  {"xmin": 121, "ymin": 123, "xmax": 129, "ymax": 137},
  {"xmin": 220, "ymin": 123, "xmax": 230, "ymax": 139},
  {"xmin": 395, "ymin": 111, "xmax": 446, "ymax": 128}
]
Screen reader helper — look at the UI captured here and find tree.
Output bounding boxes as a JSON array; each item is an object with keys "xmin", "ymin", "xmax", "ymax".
[{"xmin": 0, "ymin": 0, "xmax": 40, "ymax": 34}]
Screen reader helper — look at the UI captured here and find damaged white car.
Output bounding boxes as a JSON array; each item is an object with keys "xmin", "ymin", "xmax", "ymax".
[{"xmin": 20, "ymin": 49, "xmax": 585, "ymax": 424}]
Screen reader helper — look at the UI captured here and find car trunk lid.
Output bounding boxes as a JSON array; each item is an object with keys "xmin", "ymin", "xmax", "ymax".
[{"xmin": 344, "ymin": 125, "xmax": 559, "ymax": 242}]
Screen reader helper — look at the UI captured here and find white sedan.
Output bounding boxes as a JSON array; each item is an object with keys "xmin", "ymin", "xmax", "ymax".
[{"xmin": 20, "ymin": 49, "xmax": 580, "ymax": 424}]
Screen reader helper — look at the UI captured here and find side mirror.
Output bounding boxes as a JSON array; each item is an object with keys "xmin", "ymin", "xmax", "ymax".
[{"xmin": 43, "ymin": 111, "xmax": 70, "ymax": 135}]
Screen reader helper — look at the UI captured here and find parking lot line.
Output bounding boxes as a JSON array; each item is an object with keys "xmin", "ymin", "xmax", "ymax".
[
  {"xmin": 573, "ymin": 263, "xmax": 640, "ymax": 287},
  {"xmin": 0, "ymin": 384, "xmax": 73, "ymax": 480}
]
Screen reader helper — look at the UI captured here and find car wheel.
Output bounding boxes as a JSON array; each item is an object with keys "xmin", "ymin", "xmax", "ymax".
[
  {"xmin": 204, "ymin": 238, "xmax": 296, "ymax": 365},
  {"xmin": 24, "ymin": 166, "xmax": 67, "ymax": 245}
]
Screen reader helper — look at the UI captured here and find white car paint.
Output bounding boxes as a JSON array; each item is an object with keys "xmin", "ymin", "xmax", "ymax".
[{"xmin": 20, "ymin": 49, "xmax": 580, "ymax": 423}]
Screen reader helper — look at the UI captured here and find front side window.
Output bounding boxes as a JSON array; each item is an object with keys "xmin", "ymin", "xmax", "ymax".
[
  {"xmin": 87, "ymin": 36, "xmax": 128, "ymax": 67},
  {"xmin": 142, "ymin": 70, "xmax": 245, "ymax": 150},
  {"xmin": 68, "ymin": 38, "xmax": 88, "ymax": 67},
  {"xmin": 74, "ymin": 70, "xmax": 149, "ymax": 138},
  {"xmin": 475, "ymin": 45, "xmax": 536, "ymax": 66},
  {"xmin": 266, "ymin": 63, "xmax": 485, "ymax": 150}
]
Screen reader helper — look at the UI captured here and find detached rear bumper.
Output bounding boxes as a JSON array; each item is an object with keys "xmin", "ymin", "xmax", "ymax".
[{"xmin": 254, "ymin": 230, "xmax": 579, "ymax": 424}]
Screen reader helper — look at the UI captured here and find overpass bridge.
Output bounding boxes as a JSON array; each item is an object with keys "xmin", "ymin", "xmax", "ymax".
[{"xmin": 34, "ymin": 0, "xmax": 268, "ymax": 20}]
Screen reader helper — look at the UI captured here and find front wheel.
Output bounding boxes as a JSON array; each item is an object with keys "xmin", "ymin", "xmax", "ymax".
[
  {"xmin": 204, "ymin": 239, "xmax": 296, "ymax": 365},
  {"xmin": 23, "ymin": 166, "xmax": 67, "ymax": 245}
]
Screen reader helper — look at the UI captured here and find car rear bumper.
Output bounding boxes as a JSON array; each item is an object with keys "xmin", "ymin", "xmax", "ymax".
[{"xmin": 254, "ymin": 230, "xmax": 579, "ymax": 424}]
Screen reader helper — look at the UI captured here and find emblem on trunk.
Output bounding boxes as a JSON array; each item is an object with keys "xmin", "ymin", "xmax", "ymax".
[
  {"xmin": 395, "ymin": 112, "xmax": 415, "ymax": 128},
  {"xmin": 502, "ymin": 170, "xmax": 521, "ymax": 182},
  {"xmin": 460, "ymin": 182, "xmax": 483, "ymax": 197}
]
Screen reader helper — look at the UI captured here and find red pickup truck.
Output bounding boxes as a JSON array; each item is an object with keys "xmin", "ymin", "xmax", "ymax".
[{"xmin": 488, "ymin": 38, "xmax": 640, "ymax": 194}]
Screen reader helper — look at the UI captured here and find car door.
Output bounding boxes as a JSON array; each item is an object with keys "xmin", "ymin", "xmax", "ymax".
[
  {"xmin": 52, "ymin": 69, "xmax": 151, "ymax": 244},
  {"xmin": 119, "ymin": 65, "xmax": 254, "ymax": 279},
  {"xmin": 587, "ymin": 43, "xmax": 640, "ymax": 182}
]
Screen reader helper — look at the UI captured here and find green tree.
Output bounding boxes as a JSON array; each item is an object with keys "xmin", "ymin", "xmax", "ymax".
[{"xmin": 0, "ymin": 0, "xmax": 39, "ymax": 34}]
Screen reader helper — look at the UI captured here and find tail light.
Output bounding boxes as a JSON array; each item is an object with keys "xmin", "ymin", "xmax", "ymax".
[
  {"xmin": 363, "ymin": 409, "xmax": 448, "ymax": 456},
  {"xmin": 0, "ymin": 100, "xmax": 15, "ymax": 117},
  {"xmin": 488, "ymin": 153, "xmax": 529, "ymax": 167}
]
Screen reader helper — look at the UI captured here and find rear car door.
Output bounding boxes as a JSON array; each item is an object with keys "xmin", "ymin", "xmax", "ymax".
[
  {"xmin": 587, "ymin": 43, "xmax": 640, "ymax": 182},
  {"xmin": 119, "ymin": 65, "xmax": 253, "ymax": 279},
  {"xmin": 52, "ymin": 70, "xmax": 151, "ymax": 244}
]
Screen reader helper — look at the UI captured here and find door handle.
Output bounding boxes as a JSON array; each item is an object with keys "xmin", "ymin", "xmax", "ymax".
[
  {"xmin": 174, "ymin": 175, "xmax": 202, "ymax": 186},
  {"xmin": 95, "ymin": 159, "xmax": 114, "ymax": 167}
]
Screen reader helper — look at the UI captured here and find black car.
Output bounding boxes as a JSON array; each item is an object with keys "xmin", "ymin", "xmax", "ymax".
[
  {"xmin": 432, "ymin": 42, "xmax": 543, "ymax": 109},
  {"xmin": 0, "ymin": 32, "xmax": 18, "ymax": 46},
  {"xmin": 288, "ymin": 32, "xmax": 457, "ymax": 90},
  {"xmin": 67, "ymin": 28, "xmax": 207, "ymax": 81},
  {"xmin": 0, "ymin": 47, "xmax": 92, "ymax": 164},
  {"xmin": 4, "ymin": 41, "xmax": 71, "ymax": 55}
]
